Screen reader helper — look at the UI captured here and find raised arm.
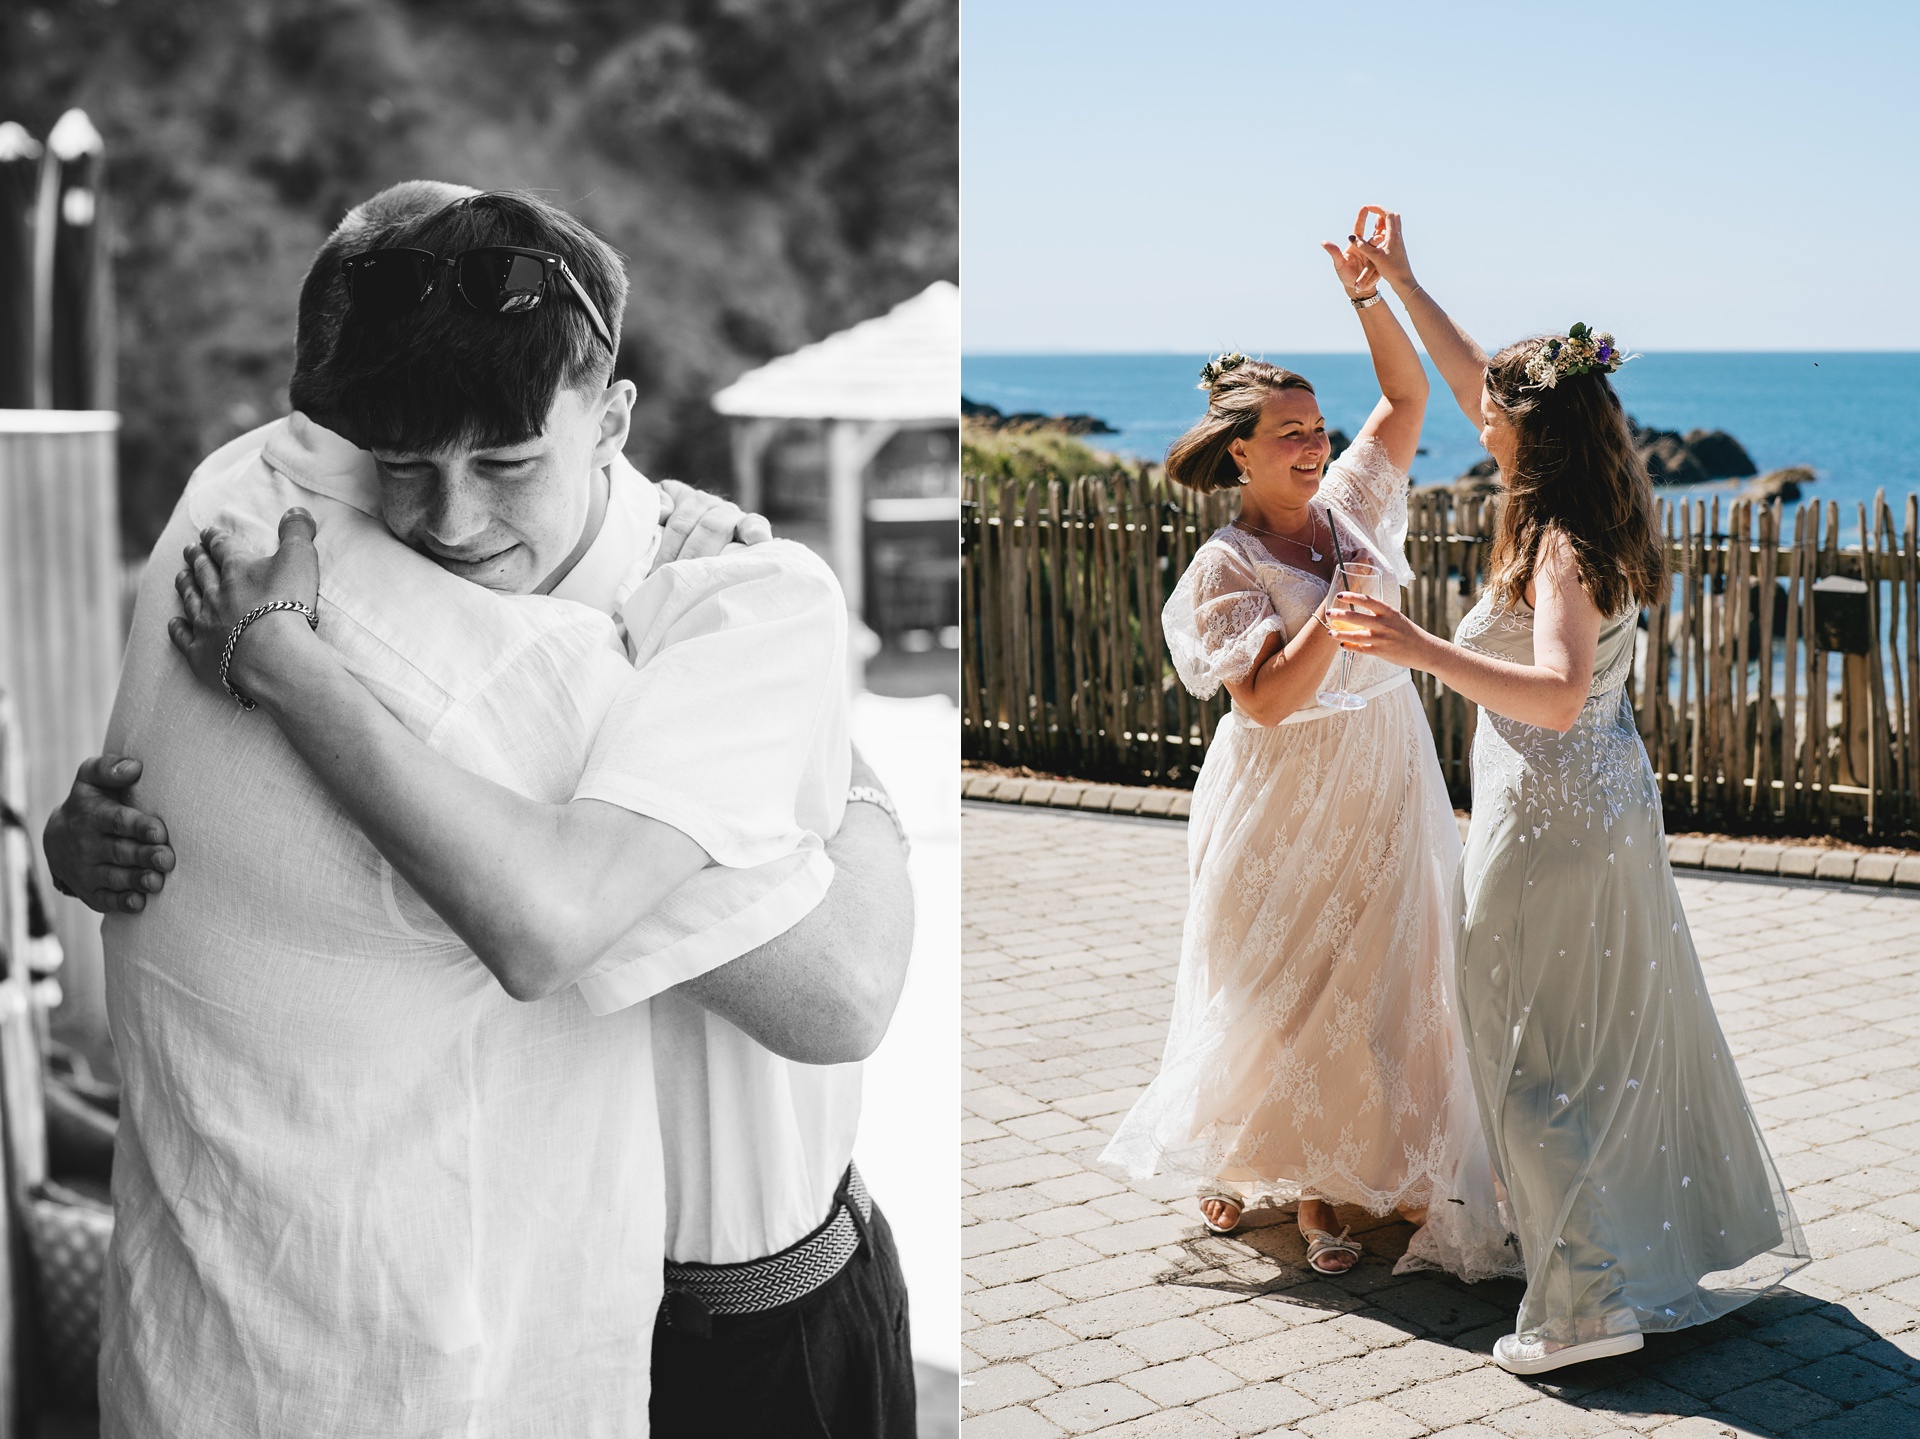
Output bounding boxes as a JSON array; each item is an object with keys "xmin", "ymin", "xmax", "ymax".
[
  {"xmin": 1351, "ymin": 208, "xmax": 1489, "ymax": 427},
  {"xmin": 1321, "ymin": 215, "xmax": 1427, "ymax": 473}
]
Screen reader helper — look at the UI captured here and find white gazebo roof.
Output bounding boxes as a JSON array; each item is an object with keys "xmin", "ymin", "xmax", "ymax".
[{"xmin": 712, "ymin": 280, "xmax": 957, "ymax": 424}]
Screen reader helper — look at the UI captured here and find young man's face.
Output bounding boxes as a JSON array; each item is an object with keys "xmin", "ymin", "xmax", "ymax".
[{"xmin": 370, "ymin": 381, "xmax": 633, "ymax": 595}]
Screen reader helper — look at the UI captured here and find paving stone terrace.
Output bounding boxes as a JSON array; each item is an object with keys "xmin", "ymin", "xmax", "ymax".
[{"xmin": 961, "ymin": 802, "xmax": 1920, "ymax": 1439}]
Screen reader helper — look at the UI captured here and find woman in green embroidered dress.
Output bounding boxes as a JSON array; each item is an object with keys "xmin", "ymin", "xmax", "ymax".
[{"xmin": 1331, "ymin": 210, "xmax": 1809, "ymax": 1375}]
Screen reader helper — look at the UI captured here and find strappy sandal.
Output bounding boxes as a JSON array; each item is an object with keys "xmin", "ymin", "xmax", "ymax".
[
  {"xmin": 1302, "ymin": 1226, "xmax": 1363, "ymax": 1274},
  {"xmin": 1197, "ymin": 1192, "xmax": 1243, "ymax": 1234}
]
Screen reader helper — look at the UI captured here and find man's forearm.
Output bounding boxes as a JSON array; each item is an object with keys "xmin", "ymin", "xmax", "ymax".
[
  {"xmin": 671, "ymin": 799, "xmax": 914, "ymax": 1064},
  {"xmin": 246, "ymin": 624, "xmax": 707, "ymax": 998}
]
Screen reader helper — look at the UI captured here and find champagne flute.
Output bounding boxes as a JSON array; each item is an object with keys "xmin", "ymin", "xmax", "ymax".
[{"xmin": 1318, "ymin": 560, "xmax": 1388, "ymax": 711}]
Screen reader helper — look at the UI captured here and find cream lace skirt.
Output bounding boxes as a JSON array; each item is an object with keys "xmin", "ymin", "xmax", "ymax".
[{"xmin": 1101, "ymin": 683, "xmax": 1517, "ymax": 1281}]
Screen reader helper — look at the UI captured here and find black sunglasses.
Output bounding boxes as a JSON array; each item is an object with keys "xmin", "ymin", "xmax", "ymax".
[{"xmin": 339, "ymin": 245, "xmax": 618, "ymax": 356}]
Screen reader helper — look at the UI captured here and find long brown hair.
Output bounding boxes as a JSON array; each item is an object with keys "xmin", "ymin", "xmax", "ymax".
[
  {"xmin": 1483, "ymin": 337, "xmax": 1668, "ymax": 616},
  {"xmin": 1165, "ymin": 358, "xmax": 1315, "ymax": 493}
]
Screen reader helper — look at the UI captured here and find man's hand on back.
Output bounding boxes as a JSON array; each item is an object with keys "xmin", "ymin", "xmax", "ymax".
[
  {"xmin": 43, "ymin": 756, "xmax": 175, "ymax": 914},
  {"xmin": 653, "ymin": 479, "xmax": 773, "ymax": 569}
]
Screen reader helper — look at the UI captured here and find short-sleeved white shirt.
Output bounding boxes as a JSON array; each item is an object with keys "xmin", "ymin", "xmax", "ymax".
[
  {"xmin": 546, "ymin": 472, "xmax": 860, "ymax": 1265},
  {"xmin": 97, "ymin": 414, "xmax": 839, "ymax": 1437}
]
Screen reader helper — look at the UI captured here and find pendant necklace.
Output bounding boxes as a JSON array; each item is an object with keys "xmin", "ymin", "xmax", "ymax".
[{"xmin": 1236, "ymin": 504, "xmax": 1325, "ymax": 562}]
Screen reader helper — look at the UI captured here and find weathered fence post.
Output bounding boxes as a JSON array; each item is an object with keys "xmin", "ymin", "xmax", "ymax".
[{"xmin": 963, "ymin": 472, "xmax": 1920, "ymax": 834}]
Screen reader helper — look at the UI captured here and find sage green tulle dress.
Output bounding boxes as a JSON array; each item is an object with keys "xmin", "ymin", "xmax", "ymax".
[{"xmin": 1454, "ymin": 595, "xmax": 1809, "ymax": 1345}]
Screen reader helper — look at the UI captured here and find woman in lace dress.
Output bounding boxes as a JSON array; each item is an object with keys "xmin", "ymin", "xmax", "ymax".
[
  {"xmin": 1100, "ymin": 233, "xmax": 1514, "ymax": 1283},
  {"xmin": 1331, "ymin": 210, "xmax": 1809, "ymax": 1372}
]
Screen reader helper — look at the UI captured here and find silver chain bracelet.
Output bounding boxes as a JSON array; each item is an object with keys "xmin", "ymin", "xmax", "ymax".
[
  {"xmin": 219, "ymin": 600, "xmax": 319, "ymax": 710},
  {"xmin": 847, "ymin": 784, "xmax": 910, "ymax": 857}
]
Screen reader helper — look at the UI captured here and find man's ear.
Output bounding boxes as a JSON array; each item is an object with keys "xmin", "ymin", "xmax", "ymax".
[{"xmin": 591, "ymin": 380, "xmax": 637, "ymax": 468}]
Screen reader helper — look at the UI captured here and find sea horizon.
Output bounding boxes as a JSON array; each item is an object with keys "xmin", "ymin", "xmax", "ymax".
[{"xmin": 962, "ymin": 351, "xmax": 1920, "ymax": 541}]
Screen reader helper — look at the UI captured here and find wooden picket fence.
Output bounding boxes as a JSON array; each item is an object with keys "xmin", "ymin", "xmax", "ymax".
[{"xmin": 962, "ymin": 469, "xmax": 1920, "ymax": 837}]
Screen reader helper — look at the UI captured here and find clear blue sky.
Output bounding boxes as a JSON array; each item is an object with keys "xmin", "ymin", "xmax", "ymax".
[{"xmin": 963, "ymin": 1, "xmax": 1920, "ymax": 353}]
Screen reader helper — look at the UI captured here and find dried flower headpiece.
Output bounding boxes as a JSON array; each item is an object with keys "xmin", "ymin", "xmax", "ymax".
[
  {"xmin": 1524, "ymin": 323, "xmax": 1636, "ymax": 390},
  {"xmin": 1198, "ymin": 352, "xmax": 1250, "ymax": 392}
]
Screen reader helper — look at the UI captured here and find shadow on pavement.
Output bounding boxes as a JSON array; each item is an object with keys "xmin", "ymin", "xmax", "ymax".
[{"xmin": 1150, "ymin": 1206, "xmax": 1920, "ymax": 1438}]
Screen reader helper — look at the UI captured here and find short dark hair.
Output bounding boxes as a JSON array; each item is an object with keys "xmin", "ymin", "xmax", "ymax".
[
  {"xmin": 289, "ymin": 180, "xmax": 480, "ymax": 422},
  {"xmin": 312, "ymin": 190, "xmax": 629, "ymax": 454}
]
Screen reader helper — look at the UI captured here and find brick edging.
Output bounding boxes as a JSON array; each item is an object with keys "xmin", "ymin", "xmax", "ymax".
[{"xmin": 961, "ymin": 773, "xmax": 1920, "ymax": 890}]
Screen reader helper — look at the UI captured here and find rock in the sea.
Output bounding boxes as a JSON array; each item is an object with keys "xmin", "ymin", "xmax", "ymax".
[
  {"xmin": 1683, "ymin": 428, "xmax": 1756, "ymax": 479},
  {"xmin": 1741, "ymin": 465, "xmax": 1816, "ymax": 502},
  {"xmin": 1042, "ymin": 413, "xmax": 1118, "ymax": 436},
  {"xmin": 1635, "ymin": 426, "xmax": 1709, "ymax": 486},
  {"xmin": 1625, "ymin": 417, "xmax": 1756, "ymax": 486},
  {"xmin": 1327, "ymin": 428, "xmax": 1351, "ymax": 463},
  {"xmin": 961, "ymin": 397, "xmax": 1117, "ymax": 435},
  {"xmin": 1425, "ymin": 419, "xmax": 1778, "ymax": 501}
]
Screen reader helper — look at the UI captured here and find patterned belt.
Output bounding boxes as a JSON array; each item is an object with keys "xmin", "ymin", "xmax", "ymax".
[{"xmin": 662, "ymin": 1164, "xmax": 870, "ymax": 1331}]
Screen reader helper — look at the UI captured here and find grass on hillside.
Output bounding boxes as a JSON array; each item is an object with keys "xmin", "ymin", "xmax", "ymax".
[{"xmin": 962, "ymin": 421, "xmax": 1162, "ymax": 489}]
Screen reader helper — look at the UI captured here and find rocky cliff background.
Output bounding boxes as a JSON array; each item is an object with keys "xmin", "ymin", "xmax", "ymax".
[{"xmin": 1, "ymin": 0, "xmax": 957, "ymax": 556}]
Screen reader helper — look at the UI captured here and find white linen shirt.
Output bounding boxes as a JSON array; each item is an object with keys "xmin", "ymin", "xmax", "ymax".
[
  {"xmin": 547, "ymin": 473, "xmax": 860, "ymax": 1266},
  {"xmin": 98, "ymin": 414, "xmax": 837, "ymax": 1438}
]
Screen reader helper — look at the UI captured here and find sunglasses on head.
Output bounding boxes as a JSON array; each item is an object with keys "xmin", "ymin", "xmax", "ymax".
[{"xmin": 339, "ymin": 245, "xmax": 618, "ymax": 356}]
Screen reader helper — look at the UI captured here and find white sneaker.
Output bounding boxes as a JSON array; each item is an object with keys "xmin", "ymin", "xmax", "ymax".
[{"xmin": 1493, "ymin": 1329, "xmax": 1643, "ymax": 1374}]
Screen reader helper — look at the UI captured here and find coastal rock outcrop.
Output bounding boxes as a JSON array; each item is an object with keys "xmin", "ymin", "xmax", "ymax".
[
  {"xmin": 963, "ymin": 398, "xmax": 1117, "ymax": 435},
  {"xmin": 1682, "ymin": 428, "xmax": 1758, "ymax": 479},
  {"xmin": 1436, "ymin": 418, "xmax": 1785, "ymax": 499},
  {"xmin": 1742, "ymin": 466, "xmax": 1816, "ymax": 503},
  {"xmin": 1627, "ymin": 419, "xmax": 1757, "ymax": 486}
]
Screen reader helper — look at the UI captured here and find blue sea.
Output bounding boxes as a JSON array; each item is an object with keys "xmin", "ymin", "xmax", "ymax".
[{"xmin": 962, "ymin": 353, "xmax": 1920, "ymax": 543}]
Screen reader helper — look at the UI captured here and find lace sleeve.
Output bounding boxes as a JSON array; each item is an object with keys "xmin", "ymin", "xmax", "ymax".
[
  {"xmin": 1162, "ymin": 535, "xmax": 1286, "ymax": 699},
  {"xmin": 1321, "ymin": 435, "xmax": 1412, "ymax": 586}
]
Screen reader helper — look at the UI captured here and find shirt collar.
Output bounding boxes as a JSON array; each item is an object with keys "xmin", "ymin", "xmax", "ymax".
[
  {"xmin": 260, "ymin": 411, "xmax": 385, "ymax": 517},
  {"xmin": 549, "ymin": 456, "xmax": 660, "ymax": 616},
  {"xmin": 262, "ymin": 411, "xmax": 660, "ymax": 618}
]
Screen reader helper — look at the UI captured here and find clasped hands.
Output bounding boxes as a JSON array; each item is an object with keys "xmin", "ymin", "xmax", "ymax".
[{"xmin": 1320, "ymin": 205, "xmax": 1416, "ymax": 301}]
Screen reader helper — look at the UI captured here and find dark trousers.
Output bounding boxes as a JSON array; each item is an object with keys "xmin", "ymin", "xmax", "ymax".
[{"xmin": 650, "ymin": 1195, "xmax": 916, "ymax": 1438}]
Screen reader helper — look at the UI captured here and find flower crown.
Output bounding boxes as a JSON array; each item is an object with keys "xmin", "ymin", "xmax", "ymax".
[
  {"xmin": 1523, "ymin": 323, "xmax": 1635, "ymax": 390},
  {"xmin": 1198, "ymin": 352, "xmax": 1251, "ymax": 392}
]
